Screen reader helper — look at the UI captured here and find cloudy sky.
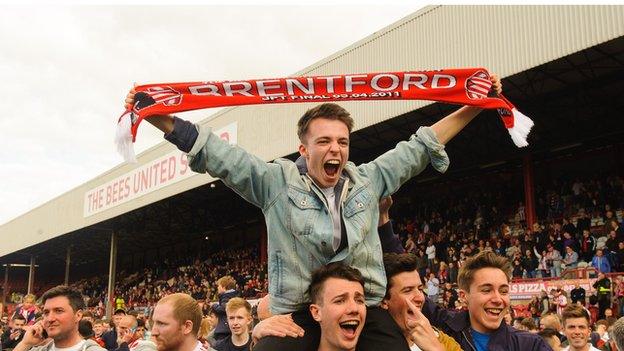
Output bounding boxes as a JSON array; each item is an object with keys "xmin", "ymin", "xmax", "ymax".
[{"xmin": 0, "ymin": 2, "xmax": 427, "ymax": 224}]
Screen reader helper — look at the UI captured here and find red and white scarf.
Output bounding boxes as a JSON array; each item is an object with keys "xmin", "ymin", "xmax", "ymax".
[{"xmin": 116, "ymin": 68, "xmax": 533, "ymax": 162}]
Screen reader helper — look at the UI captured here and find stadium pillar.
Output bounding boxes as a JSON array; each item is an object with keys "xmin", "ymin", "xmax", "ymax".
[
  {"xmin": 64, "ymin": 246, "xmax": 71, "ymax": 285},
  {"xmin": 3, "ymin": 264, "xmax": 9, "ymax": 304},
  {"xmin": 27, "ymin": 256, "xmax": 35, "ymax": 295},
  {"xmin": 523, "ymin": 154, "xmax": 537, "ymax": 228},
  {"xmin": 106, "ymin": 231, "xmax": 118, "ymax": 320}
]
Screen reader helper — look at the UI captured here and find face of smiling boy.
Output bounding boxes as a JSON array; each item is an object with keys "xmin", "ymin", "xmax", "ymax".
[
  {"xmin": 299, "ymin": 118, "xmax": 350, "ymax": 189},
  {"xmin": 460, "ymin": 267, "xmax": 510, "ymax": 333},
  {"xmin": 310, "ymin": 277, "xmax": 366, "ymax": 351}
]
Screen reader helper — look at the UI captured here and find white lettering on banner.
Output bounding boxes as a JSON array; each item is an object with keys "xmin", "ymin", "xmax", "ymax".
[
  {"xmin": 510, "ymin": 278, "xmax": 597, "ymax": 300},
  {"xmin": 84, "ymin": 122, "xmax": 238, "ymax": 217},
  {"xmin": 187, "ymin": 73, "xmax": 460, "ymax": 97}
]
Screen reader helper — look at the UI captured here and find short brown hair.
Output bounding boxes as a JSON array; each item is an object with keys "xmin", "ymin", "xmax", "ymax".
[
  {"xmin": 562, "ymin": 304, "xmax": 590, "ymax": 325},
  {"xmin": 297, "ymin": 103, "xmax": 354, "ymax": 142},
  {"xmin": 216, "ymin": 276, "xmax": 236, "ymax": 290},
  {"xmin": 225, "ymin": 297, "xmax": 251, "ymax": 316},
  {"xmin": 41, "ymin": 285, "xmax": 85, "ymax": 312},
  {"xmin": 308, "ymin": 263, "xmax": 364, "ymax": 305},
  {"xmin": 521, "ymin": 317, "xmax": 537, "ymax": 331},
  {"xmin": 457, "ymin": 251, "xmax": 512, "ymax": 291},
  {"xmin": 157, "ymin": 293, "xmax": 202, "ymax": 336},
  {"xmin": 383, "ymin": 253, "xmax": 419, "ymax": 299}
]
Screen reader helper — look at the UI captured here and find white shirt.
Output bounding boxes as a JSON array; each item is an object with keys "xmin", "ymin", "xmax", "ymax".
[
  {"xmin": 51, "ymin": 340, "xmax": 85, "ymax": 351},
  {"xmin": 192, "ymin": 341, "xmax": 209, "ymax": 351},
  {"xmin": 556, "ymin": 295, "xmax": 568, "ymax": 315},
  {"xmin": 562, "ymin": 345, "xmax": 601, "ymax": 351},
  {"xmin": 427, "ymin": 277, "xmax": 439, "ymax": 296},
  {"xmin": 320, "ymin": 186, "xmax": 342, "ymax": 252},
  {"xmin": 426, "ymin": 245, "xmax": 436, "ymax": 259}
]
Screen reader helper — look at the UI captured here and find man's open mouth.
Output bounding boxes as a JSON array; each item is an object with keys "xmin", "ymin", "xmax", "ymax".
[
  {"xmin": 339, "ymin": 320, "xmax": 360, "ymax": 338},
  {"xmin": 324, "ymin": 159, "xmax": 340, "ymax": 176},
  {"xmin": 485, "ymin": 308, "xmax": 504, "ymax": 317}
]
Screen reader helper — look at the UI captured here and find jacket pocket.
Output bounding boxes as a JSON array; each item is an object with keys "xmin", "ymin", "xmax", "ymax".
[
  {"xmin": 343, "ymin": 188, "xmax": 374, "ymax": 235},
  {"xmin": 268, "ymin": 249, "xmax": 301, "ymax": 305},
  {"xmin": 286, "ymin": 188, "xmax": 323, "ymax": 236}
]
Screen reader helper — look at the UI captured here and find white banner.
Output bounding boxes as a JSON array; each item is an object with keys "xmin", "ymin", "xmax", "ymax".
[
  {"xmin": 84, "ymin": 122, "xmax": 237, "ymax": 217},
  {"xmin": 510, "ymin": 278, "xmax": 596, "ymax": 300}
]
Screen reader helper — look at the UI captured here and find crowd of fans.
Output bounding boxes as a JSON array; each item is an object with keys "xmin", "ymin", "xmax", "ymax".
[
  {"xmin": 394, "ymin": 175, "xmax": 624, "ymax": 284},
  {"xmin": 3, "ymin": 174, "xmax": 624, "ymax": 350},
  {"xmin": 66, "ymin": 246, "xmax": 267, "ymax": 317}
]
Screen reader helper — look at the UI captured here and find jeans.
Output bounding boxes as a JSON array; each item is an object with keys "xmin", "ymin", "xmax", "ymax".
[{"xmin": 550, "ymin": 264, "xmax": 562, "ymax": 278}]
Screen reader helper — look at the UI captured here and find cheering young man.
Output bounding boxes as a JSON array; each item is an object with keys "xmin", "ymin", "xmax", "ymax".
[
  {"xmin": 308, "ymin": 263, "xmax": 367, "ymax": 351},
  {"xmin": 382, "ymin": 253, "xmax": 461, "ymax": 351},
  {"xmin": 124, "ymin": 76, "xmax": 501, "ymax": 351},
  {"xmin": 422, "ymin": 252, "xmax": 551, "ymax": 351}
]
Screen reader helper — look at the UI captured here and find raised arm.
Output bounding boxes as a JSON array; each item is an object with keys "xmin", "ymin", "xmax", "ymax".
[
  {"xmin": 358, "ymin": 75, "xmax": 502, "ymax": 198},
  {"xmin": 125, "ymin": 88, "xmax": 175, "ymax": 133},
  {"xmin": 378, "ymin": 196, "xmax": 405, "ymax": 254},
  {"xmin": 430, "ymin": 74, "xmax": 501, "ymax": 145},
  {"xmin": 123, "ymin": 87, "xmax": 283, "ymax": 209}
]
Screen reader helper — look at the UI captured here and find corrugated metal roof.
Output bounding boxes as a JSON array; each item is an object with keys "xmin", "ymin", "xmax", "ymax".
[{"xmin": 2, "ymin": 5, "xmax": 623, "ymax": 257}]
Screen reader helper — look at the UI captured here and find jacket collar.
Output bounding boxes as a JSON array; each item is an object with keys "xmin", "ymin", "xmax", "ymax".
[{"xmin": 446, "ymin": 310, "xmax": 510, "ymax": 346}]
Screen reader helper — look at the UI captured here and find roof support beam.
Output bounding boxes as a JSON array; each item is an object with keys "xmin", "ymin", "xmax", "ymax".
[
  {"xmin": 27, "ymin": 256, "xmax": 35, "ymax": 295},
  {"xmin": 105, "ymin": 231, "xmax": 118, "ymax": 321}
]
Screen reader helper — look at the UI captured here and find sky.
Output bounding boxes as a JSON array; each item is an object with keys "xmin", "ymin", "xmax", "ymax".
[{"xmin": 0, "ymin": 2, "xmax": 428, "ymax": 225}]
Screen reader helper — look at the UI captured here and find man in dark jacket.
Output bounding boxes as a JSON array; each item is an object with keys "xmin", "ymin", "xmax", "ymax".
[
  {"xmin": 101, "ymin": 308, "xmax": 126, "ymax": 351},
  {"xmin": 570, "ymin": 283, "xmax": 586, "ymax": 305},
  {"xmin": 578, "ymin": 230, "xmax": 596, "ymax": 263},
  {"xmin": 422, "ymin": 251, "xmax": 552, "ymax": 351},
  {"xmin": 212, "ymin": 275, "xmax": 241, "ymax": 345},
  {"xmin": 1, "ymin": 315, "xmax": 26, "ymax": 349},
  {"xmin": 593, "ymin": 273, "xmax": 612, "ymax": 319}
]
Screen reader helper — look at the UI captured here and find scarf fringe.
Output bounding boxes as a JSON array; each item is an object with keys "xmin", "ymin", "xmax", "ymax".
[
  {"xmin": 508, "ymin": 108, "xmax": 534, "ymax": 148},
  {"xmin": 115, "ymin": 112, "xmax": 137, "ymax": 163}
]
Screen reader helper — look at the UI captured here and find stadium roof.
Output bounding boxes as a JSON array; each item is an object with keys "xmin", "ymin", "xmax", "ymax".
[{"xmin": 2, "ymin": 5, "xmax": 624, "ymax": 276}]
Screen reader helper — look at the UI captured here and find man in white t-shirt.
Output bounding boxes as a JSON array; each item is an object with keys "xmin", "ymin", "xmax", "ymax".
[
  {"xmin": 426, "ymin": 273, "xmax": 440, "ymax": 304},
  {"xmin": 555, "ymin": 289, "xmax": 568, "ymax": 316},
  {"xmin": 561, "ymin": 304, "xmax": 600, "ymax": 351},
  {"xmin": 13, "ymin": 285, "xmax": 106, "ymax": 351},
  {"xmin": 115, "ymin": 315, "xmax": 156, "ymax": 351},
  {"xmin": 426, "ymin": 241, "xmax": 436, "ymax": 267}
]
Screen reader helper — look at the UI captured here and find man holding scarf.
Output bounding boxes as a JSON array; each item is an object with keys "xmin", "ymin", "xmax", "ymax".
[{"xmin": 123, "ymin": 74, "xmax": 501, "ymax": 350}]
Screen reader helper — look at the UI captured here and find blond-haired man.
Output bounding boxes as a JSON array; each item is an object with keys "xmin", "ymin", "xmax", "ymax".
[
  {"xmin": 151, "ymin": 293, "xmax": 207, "ymax": 351},
  {"xmin": 215, "ymin": 298, "xmax": 252, "ymax": 351}
]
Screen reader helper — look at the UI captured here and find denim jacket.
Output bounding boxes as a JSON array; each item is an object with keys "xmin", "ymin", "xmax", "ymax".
[{"xmin": 184, "ymin": 121, "xmax": 448, "ymax": 314}]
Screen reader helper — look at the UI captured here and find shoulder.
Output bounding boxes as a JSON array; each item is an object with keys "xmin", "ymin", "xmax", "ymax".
[
  {"xmin": 506, "ymin": 326, "xmax": 551, "ymax": 349},
  {"xmin": 132, "ymin": 340, "xmax": 157, "ymax": 351},
  {"xmin": 84, "ymin": 339, "xmax": 108, "ymax": 351},
  {"xmin": 31, "ymin": 340, "xmax": 55, "ymax": 351}
]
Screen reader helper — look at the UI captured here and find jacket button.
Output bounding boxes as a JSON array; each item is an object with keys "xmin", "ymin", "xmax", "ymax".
[
  {"xmin": 321, "ymin": 241, "xmax": 327, "ymax": 246},
  {"xmin": 357, "ymin": 202, "xmax": 364, "ymax": 208},
  {"xmin": 301, "ymin": 200, "xmax": 307, "ymax": 206}
]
